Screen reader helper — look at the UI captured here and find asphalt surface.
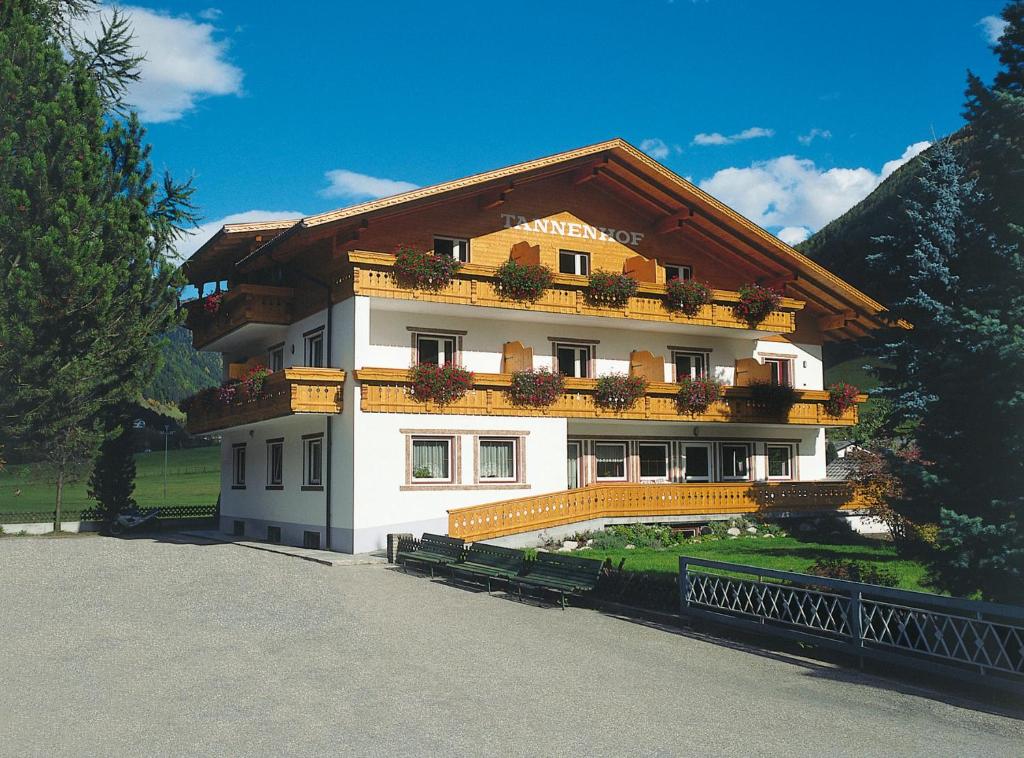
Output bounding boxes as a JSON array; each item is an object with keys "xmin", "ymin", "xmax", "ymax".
[{"xmin": 1, "ymin": 535, "xmax": 1021, "ymax": 757}]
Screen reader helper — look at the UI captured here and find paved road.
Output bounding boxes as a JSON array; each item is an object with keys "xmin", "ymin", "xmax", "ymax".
[{"xmin": 0, "ymin": 536, "xmax": 1020, "ymax": 757}]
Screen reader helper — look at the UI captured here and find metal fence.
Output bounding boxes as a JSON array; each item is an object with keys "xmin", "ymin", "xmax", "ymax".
[
  {"xmin": 679, "ymin": 557, "xmax": 1024, "ymax": 694},
  {"xmin": 0, "ymin": 504, "xmax": 217, "ymax": 525}
]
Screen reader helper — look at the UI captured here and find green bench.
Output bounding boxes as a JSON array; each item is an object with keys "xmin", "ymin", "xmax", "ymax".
[
  {"xmin": 448, "ymin": 543, "xmax": 527, "ymax": 592},
  {"xmin": 508, "ymin": 551, "xmax": 604, "ymax": 609},
  {"xmin": 395, "ymin": 533, "xmax": 465, "ymax": 576}
]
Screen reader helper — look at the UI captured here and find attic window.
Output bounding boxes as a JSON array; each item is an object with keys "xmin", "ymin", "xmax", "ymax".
[
  {"xmin": 434, "ymin": 237, "xmax": 469, "ymax": 263},
  {"xmin": 665, "ymin": 264, "xmax": 692, "ymax": 282}
]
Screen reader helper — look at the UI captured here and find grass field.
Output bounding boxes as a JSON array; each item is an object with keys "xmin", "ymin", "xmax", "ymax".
[
  {"xmin": 585, "ymin": 535, "xmax": 933, "ymax": 594},
  {"xmin": 0, "ymin": 446, "xmax": 221, "ymax": 513}
]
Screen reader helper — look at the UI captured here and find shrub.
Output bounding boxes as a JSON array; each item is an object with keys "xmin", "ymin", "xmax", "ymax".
[
  {"xmin": 586, "ymin": 270, "xmax": 638, "ymax": 307},
  {"xmin": 494, "ymin": 259, "xmax": 553, "ymax": 302},
  {"xmin": 243, "ymin": 365, "xmax": 272, "ymax": 399},
  {"xmin": 806, "ymin": 558, "xmax": 900, "ymax": 588},
  {"xmin": 508, "ymin": 368, "xmax": 564, "ymax": 407},
  {"xmin": 748, "ymin": 380, "xmax": 799, "ymax": 414},
  {"xmin": 665, "ymin": 278, "xmax": 712, "ymax": 316},
  {"xmin": 202, "ymin": 292, "xmax": 223, "ymax": 314},
  {"xmin": 676, "ymin": 376, "xmax": 722, "ymax": 415},
  {"xmin": 594, "ymin": 373, "xmax": 647, "ymax": 411},
  {"xmin": 393, "ymin": 246, "xmax": 461, "ymax": 290},
  {"xmin": 825, "ymin": 381, "xmax": 860, "ymax": 417},
  {"xmin": 408, "ymin": 362, "xmax": 474, "ymax": 404},
  {"xmin": 733, "ymin": 282, "xmax": 782, "ymax": 324}
]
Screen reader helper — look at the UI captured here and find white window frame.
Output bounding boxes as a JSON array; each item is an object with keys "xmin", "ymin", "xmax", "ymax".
[
  {"xmin": 566, "ymin": 440, "xmax": 583, "ymax": 489},
  {"xmin": 594, "ymin": 441, "xmax": 628, "ymax": 482},
  {"xmin": 762, "ymin": 356, "xmax": 794, "ymax": 387},
  {"xmin": 266, "ymin": 439, "xmax": 284, "ymax": 488},
  {"xmin": 558, "ymin": 249, "xmax": 590, "ymax": 276},
  {"xmin": 303, "ymin": 436, "xmax": 323, "ymax": 488},
  {"xmin": 268, "ymin": 344, "xmax": 285, "ymax": 372},
  {"xmin": 681, "ymin": 443, "xmax": 713, "ymax": 482},
  {"xmin": 720, "ymin": 443, "xmax": 752, "ymax": 482},
  {"xmin": 304, "ymin": 329, "xmax": 325, "ymax": 368},
  {"xmin": 434, "ymin": 236, "xmax": 469, "ymax": 263},
  {"xmin": 664, "ymin": 264, "xmax": 692, "ymax": 282},
  {"xmin": 672, "ymin": 350, "xmax": 709, "ymax": 381},
  {"xmin": 637, "ymin": 442, "xmax": 670, "ymax": 482},
  {"xmin": 554, "ymin": 342, "xmax": 591, "ymax": 378},
  {"xmin": 415, "ymin": 333, "xmax": 457, "ymax": 366},
  {"xmin": 410, "ymin": 437, "xmax": 453, "ymax": 483},
  {"xmin": 766, "ymin": 443, "xmax": 795, "ymax": 481},
  {"xmin": 231, "ymin": 444, "xmax": 246, "ymax": 488},
  {"xmin": 477, "ymin": 437, "xmax": 518, "ymax": 483}
]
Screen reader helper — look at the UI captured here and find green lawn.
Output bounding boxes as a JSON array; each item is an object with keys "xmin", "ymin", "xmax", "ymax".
[
  {"xmin": 585, "ymin": 535, "xmax": 933, "ymax": 594},
  {"xmin": 0, "ymin": 446, "xmax": 221, "ymax": 513}
]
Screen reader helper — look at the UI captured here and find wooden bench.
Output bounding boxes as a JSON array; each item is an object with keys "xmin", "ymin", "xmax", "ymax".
[
  {"xmin": 395, "ymin": 533, "xmax": 465, "ymax": 576},
  {"xmin": 448, "ymin": 543, "xmax": 526, "ymax": 592},
  {"xmin": 508, "ymin": 552, "xmax": 604, "ymax": 609}
]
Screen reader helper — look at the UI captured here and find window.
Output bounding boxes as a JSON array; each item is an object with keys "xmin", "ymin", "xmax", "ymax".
[
  {"xmin": 763, "ymin": 357, "xmax": 793, "ymax": 386},
  {"xmin": 721, "ymin": 443, "xmax": 751, "ymax": 481},
  {"xmin": 266, "ymin": 439, "xmax": 284, "ymax": 488},
  {"xmin": 682, "ymin": 444, "xmax": 712, "ymax": 482},
  {"xmin": 304, "ymin": 329, "xmax": 325, "ymax": 367},
  {"xmin": 478, "ymin": 438, "xmax": 517, "ymax": 482},
  {"xmin": 638, "ymin": 443, "xmax": 669, "ymax": 480},
  {"xmin": 665, "ymin": 264, "xmax": 692, "ymax": 282},
  {"xmin": 303, "ymin": 531, "xmax": 321, "ymax": 549},
  {"xmin": 303, "ymin": 435, "xmax": 323, "ymax": 488},
  {"xmin": 595, "ymin": 442, "xmax": 627, "ymax": 481},
  {"xmin": 232, "ymin": 520, "xmax": 245, "ymax": 537},
  {"xmin": 558, "ymin": 250, "xmax": 590, "ymax": 276},
  {"xmin": 766, "ymin": 444, "xmax": 794, "ymax": 480},
  {"xmin": 267, "ymin": 525, "xmax": 281, "ymax": 543},
  {"xmin": 231, "ymin": 444, "xmax": 246, "ymax": 488},
  {"xmin": 434, "ymin": 236, "xmax": 469, "ymax": 263},
  {"xmin": 411, "ymin": 438, "xmax": 451, "ymax": 482},
  {"xmin": 673, "ymin": 350, "xmax": 708, "ymax": 381},
  {"xmin": 416, "ymin": 334, "xmax": 456, "ymax": 366},
  {"xmin": 555, "ymin": 343, "xmax": 591, "ymax": 378},
  {"xmin": 567, "ymin": 441, "xmax": 582, "ymax": 489},
  {"xmin": 268, "ymin": 344, "xmax": 284, "ymax": 372}
]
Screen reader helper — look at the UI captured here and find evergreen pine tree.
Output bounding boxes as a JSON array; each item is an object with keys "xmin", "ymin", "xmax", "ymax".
[{"xmin": 87, "ymin": 421, "xmax": 137, "ymax": 520}]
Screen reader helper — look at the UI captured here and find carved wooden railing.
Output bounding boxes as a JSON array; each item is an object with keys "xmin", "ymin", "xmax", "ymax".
[
  {"xmin": 355, "ymin": 368, "xmax": 863, "ymax": 426},
  {"xmin": 183, "ymin": 284, "xmax": 295, "ymax": 350},
  {"xmin": 347, "ymin": 251, "xmax": 803, "ymax": 333},
  {"xmin": 185, "ymin": 368, "xmax": 345, "ymax": 434},
  {"xmin": 448, "ymin": 481, "xmax": 865, "ymax": 542}
]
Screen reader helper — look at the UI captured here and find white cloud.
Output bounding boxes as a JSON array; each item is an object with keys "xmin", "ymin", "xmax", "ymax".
[
  {"xmin": 639, "ymin": 138, "xmax": 670, "ymax": 160},
  {"xmin": 692, "ymin": 126, "xmax": 775, "ymax": 146},
  {"xmin": 73, "ymin": 5, "xmax": 243, "ymax": 122},
  {"xmin": 320, "ymin": 169, "xmax": 418, "ymax": 200},
  {"xmin": 979, "ymin": 15, "xmax": 1008, "ymax": 44},
  {"xmin": 797, "ymin": 128, "xmax": 832, "ymax": 146},
  {"xmin": 698, "ymin": 141, "xmax": 931, "ymax": 233},
  {"xmin": 173, "ymin": 210, "xmax": 303, "ymax": 261},
  {"xmin": 199, "ymin": 8, "xmax": 222, "ymax": 21},
  {"xmin": 777, "ymin": 226, "xmax": 811, "ymax": 246}
]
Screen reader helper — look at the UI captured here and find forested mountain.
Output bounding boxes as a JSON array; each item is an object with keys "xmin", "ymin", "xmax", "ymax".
[{"xmin": 145, "ymin": 326, "xmax": 221, "ymax": 404}]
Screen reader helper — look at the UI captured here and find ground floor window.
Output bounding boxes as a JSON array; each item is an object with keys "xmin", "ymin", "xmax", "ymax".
[
  {"xmin": 231, "ymin": 444, "xmax": 246, "ymax": 488},
  {"xmin": 303, "ymin": 435, "xmax": 323, "ymax": 488},
  {"xmin": 478, "ymin": 438, "xmax": 517, "ymax": 482},
  {"xmin": 595, "ymin": 442, "xmax": 627, "ymax": 481},
  {"xmin": 766, "ymin": 444, "xmax": 794, "ymax": 480},
  {"xmin": 638, "ymin": 442, "xmax": 669, "ymax": 480},
  {"xmin": 720, "ymin": 443, "xmax": 751, "ymax": 481},
  {"xmin": 411, "ymin": 437, "xmax": 452, "ymax": 482},
  {"xmin": 682, "ymin": 444, "xmax": 712, "ymax": 482},
  {"xmin": 266, "ymin": 439, "xmax": 284, "ymax": 488}
]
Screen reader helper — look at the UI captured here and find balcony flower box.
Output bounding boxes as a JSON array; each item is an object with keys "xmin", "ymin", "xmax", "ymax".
[
  {"xmin": 393, "ymin": 247, "xmax": 461, "ymax": 291},
  {"xmin": 408, "ymin": 362, "xmax": 474, "ymax": 405},
  {"xmin": 594, "ymin": 373, "xmax": 647, "ymax": 411},
  {"xmin": 676, "ymin": 376, "xmax": 723, "ymax": 415},
  {"xmin": 494, "ymin": 259, "xmax": 553, "ymax": 302},
  {"xmin": 585, "ymin": 270, "xmax": 638, "ymax": 308},
  {"xmin": 665, "ymin": 278, "xmax": 712, "ymax": 317},
  {"xmin": 507, "ymin": 368, "xmax": 564, "ymax": 407},
  {"xmin": 734, "ymin": 283, "xmax": 783, "ymax": 324},
  {"xmin": 825, "ymin": 382, "xmax": 860, "ymax": 417}
]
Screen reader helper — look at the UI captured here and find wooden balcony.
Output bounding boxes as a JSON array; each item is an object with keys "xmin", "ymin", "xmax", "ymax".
[
  {"xmin": 355, "ymin": 368, "xmax": 864, "ymax": 426},
  {"xmin": 346, "ymin": 251, "xmax": 803, "ymax": 333},
  {"xmin": 448, "ymin": 481, "xmax": 864, "ymax": 542},
  {"xmin": 185, "ymin": 368, "xmax": 345, "ymax": 434},
  {"xmin": 183, "ymin": 284, "xmax": 295, "ymax": 350}
]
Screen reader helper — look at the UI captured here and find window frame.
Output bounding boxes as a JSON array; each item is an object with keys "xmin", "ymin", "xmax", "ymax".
[
  {"xmin": 410, "ymin": 436, "xmax": 454, "ymax": 484},
  {"xmin": 266, "ymin": 438, "xmax": 284, "ymax": 489},
  {"xmin": 558, "ymin": 249, "xmax": 590, "ymax": 276},
  {"xmin": 672, "ymin": 349, "xmax": 709, "ymax": 382},
  {"xmin": 231, "ymin": 444, "xmax": 246, "ymax": 489},
  {"xmin": 720, "ymin": 442, "xmax": 752, "ymax": 482},
  {"xmin": 302, "ymin": 434, "xmax": 324, "ymax": 489},
  {"xmin": 268, "ymin": 343, "xmax": 285, "ymax": 372},
  {"xmin": 304, "ymin": 327, "xmax": 325, "ymax": 368},
  {"xmin": 766, "ymin": 443, "xmax": 795, "ymax": 481},
  {"xmin": 681, "ymin": 443, "xmax": 713, "ymax": 482},
  {"xmin": 664, "ymin": 264, "xmax": 693, "ymax": 282},
  {"xmin": 594, "ymin": 441, "xmax": 628, "ymax": 482},
  {"xmin": 637, "ymin": 442, "xmax": 670, "ymax": 482},
  {"xmin": 415, "ymin": 333, "xmax": 457, "ymax": 366},
  {"xmin": 476, "ymin": 437, "xmax": 519, "ymax": 483},
  {"xmin": 434, "ymin": 235, "xmax": 470, "ymax": 263},
  {"xmin": 554, "ymin": 342, "xmax": 592, "ymax": 378},
  {"xmin": 761, "ymin": 356, "xmax": 794, "ymax": 387}
]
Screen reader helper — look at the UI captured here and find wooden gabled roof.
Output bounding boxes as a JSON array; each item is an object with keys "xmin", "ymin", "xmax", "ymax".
[
  {"xmin": 184, "ymin": 218, "xmax": 299, "ymax": 283},
  {"xmin": 186, "ymin": 139, "xmax": 893, "ymax": 338}
]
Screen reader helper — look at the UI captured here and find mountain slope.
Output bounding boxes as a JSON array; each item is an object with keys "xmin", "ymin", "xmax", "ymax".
[{"xmin": 145, "ymin": 326, "xmax": 221, "ymax": 405}]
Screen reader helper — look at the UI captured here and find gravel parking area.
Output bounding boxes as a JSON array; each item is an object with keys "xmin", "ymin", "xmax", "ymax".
[{"xmin": 1, "ymin": 535, "xmax": 1020, "ymax": 757}]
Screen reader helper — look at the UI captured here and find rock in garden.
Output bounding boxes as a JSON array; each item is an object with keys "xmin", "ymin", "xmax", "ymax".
[
  {"xmin": 727, "ymin": 527, "xmax": 741, "ymax": 536},
  {"xmin": 625, "ymin": 544, "xmax": 636, "ymax": 550},
  {"xmin": 763, "ymin": 533, "xmax": 775, "ymax": 538},
  {"xmin": 746, "ymin": 526, "xmax": 757, "ymax": 534},
  {"xmin": 562, "ymin": 540, "xmax": 579, "ymax": 550}
]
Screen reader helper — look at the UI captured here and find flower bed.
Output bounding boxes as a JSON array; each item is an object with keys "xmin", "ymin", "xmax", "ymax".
[
  {"xmin": 748, "ymin": 380, "xmax": 800, "ymax": 414},
  {"xmin": 733, "ymin": 283, "xmax": 782, "ymax": 324},
  {"xmin": 243, "ymin": 365, "xmax": 272, "ymax": 399},
  {"xmin": 393, "ymin": 247, "xmax": 461, "ymax": 291},
  {"xmin": 507, "ymin": 368, "xmax": 564, "ymax": 407},
  {"xmin": 675, "ymin": 376, "xmax": 722, "ymax": 415},
  {"xmin": 494, "ymin": 259, "xmax": 553, "ymax": 302},
  {"xmin": 408, "ymin": 362, "xmax": 474, "ymax": 404},
  {"xmin": 585, "ymin": 270, "xmax": 638, "ymax": 308},
  {"xmin": 594, "ymin": 373, "xmax": 647, "ymax": 411},
  {"xmin": 664, "ymin": 278, "xmax": 712, "ymax": 316},
  {"xmin": 825, "ymin": 382, "xmax": 860, "ymax": 417}
]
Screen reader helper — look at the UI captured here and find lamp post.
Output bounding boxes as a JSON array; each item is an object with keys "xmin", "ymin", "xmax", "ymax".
[{"xmin": 162, "ymin": 424, "xmax": 171, "ymax": 504}]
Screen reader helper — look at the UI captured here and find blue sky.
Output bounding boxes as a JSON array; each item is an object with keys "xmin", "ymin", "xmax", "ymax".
[{"xmin": 79, "ymin": 1, "xmax": 1009, "ymax": 255}]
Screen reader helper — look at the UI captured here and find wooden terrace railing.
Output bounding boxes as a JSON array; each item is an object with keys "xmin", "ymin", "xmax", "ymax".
[{"xmin": 183, "ymin": 284, "xmax": 295, "ymax": 350}]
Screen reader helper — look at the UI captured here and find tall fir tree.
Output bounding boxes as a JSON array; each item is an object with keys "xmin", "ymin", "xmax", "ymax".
[
  {"xmin": 87, "ymin": 421, "xmax": 137, "ymax": 520},
  {"xmin": 0, "ymin": 0, "xmax": 195, "ymax": 525}
]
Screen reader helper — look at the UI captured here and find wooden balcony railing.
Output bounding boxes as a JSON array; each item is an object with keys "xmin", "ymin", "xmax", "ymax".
[
  {"xmin": 185, "ymin": 368, "xmax": 345, "ymax": 434},
  {"xmin": 347, "ymin": 251, "xmax": 803, "ymax": 333},
  {"xmin": 355, "ymin": 368, "xmax": 863, "ymax": 426},
  {"xmin": 448, "ymin": 481, "xmax": 865, "ymax": 542},
  {"xmin": 183, "ymin": 284, "xmax": 295, "ymax": 350}
]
